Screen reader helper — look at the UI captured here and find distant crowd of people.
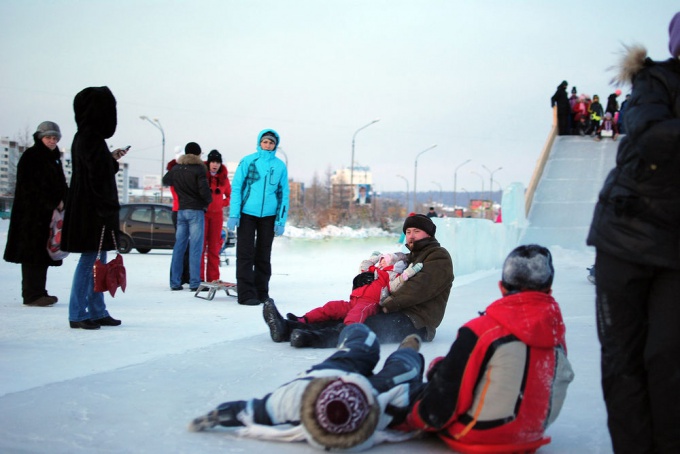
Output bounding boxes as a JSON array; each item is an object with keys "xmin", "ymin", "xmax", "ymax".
[{"xmin": 551, "ymin": 81, "xmax": 630, "ymax": 140}]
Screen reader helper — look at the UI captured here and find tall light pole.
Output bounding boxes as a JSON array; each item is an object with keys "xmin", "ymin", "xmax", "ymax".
[
  {"xmin": 471, "ymin": 171, "xmax": 485, "ymax": 195},
  {"xmin": 396, "ymin": 174, "xmax": 410, "ymax": 213},
  {"xmin": 482, "ymin": 165, "xmax": 502, "ymax": 202},
  {"xmin": 140, "ymin": 116, "xmax": 166, "ymax": 201},
  {"xmin": 431, "ymin": 181, "xmax": 442, "ymax": 206},
  {"xmin": 350, "ymin": 119, "xmax": 380, "ymax": 213},
  {"xmin": 453, "ymin": 158, "xmax": 471, "ymax": 209},
  {"xmin": 413, "ymin": 144, "xmax": 437, "ymax": 213}
]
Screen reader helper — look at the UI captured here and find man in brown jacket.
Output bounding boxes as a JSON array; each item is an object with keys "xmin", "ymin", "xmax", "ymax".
[{"xmin": 263, "ymin": 214, "xmax": 454, "ymax": 347}]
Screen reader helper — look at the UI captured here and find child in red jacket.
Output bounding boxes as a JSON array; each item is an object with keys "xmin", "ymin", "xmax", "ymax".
[
  {"xmin": 201, "ymin": 150, "xmax": 231, "ymax": 282},
  {"xmin": 407, "ymin": 244, "xmax": 574, "ymax": 450}
]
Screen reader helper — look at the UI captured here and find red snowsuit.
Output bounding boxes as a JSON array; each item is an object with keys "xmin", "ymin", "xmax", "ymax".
[
  {"xmin": 407, "ymin": 291, "xmax": 574, "ymax": 448},
  {"xmin": 304, "ymin": 264, "xmax": 396, "ymax": 325},
  {"xmin": 201, "ymin": 163, "xmax": 231, "ymax": 282}
]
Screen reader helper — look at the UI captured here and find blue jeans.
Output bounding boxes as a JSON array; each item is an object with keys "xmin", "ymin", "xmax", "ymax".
[
  {"xmin": 69, "ymin": 251, "xmax": 110, "ymax": 322},
  {"xmin": 171, "ymin": 209, "xmax": 205, "ymax": 289}
]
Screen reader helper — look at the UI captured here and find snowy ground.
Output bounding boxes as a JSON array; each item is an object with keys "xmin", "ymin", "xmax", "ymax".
[{"xmin": 0, "ymin": 220, "xmax": 612, "ymax": 453}]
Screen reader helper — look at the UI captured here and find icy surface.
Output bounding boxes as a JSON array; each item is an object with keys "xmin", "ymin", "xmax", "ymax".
[{"xmin": 0, "ymin": 136, "xmax": 618, "ymax": 453}]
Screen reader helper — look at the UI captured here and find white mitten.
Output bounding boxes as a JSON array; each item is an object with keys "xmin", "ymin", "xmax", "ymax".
[
  {"xmin": 402, "ymin": 263, "xmax": 423, "ymax": 281},
  {"xmin": 359, "ymin": 251, "xmax": 382, "ymax": 272}
]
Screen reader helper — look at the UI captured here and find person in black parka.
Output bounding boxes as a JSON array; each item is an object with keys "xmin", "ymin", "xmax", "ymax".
[
  {"xmin": 61, "ymin": 86, "xmax": 127, "ymax": 330},
  {"xmin": 4, "ymin": 121, "xmax": 68, "ymax": 307},
  {"xmin": 587, "ymin": 13, "xmax": 680, "ymax": 452},
  {"xmin": 550, "ymin": 80, "xmax": 571, "ymax": 135}
]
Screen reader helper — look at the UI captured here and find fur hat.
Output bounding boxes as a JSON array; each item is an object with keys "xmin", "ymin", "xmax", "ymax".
[
  {"xmin": 35, "ymin": 121, "xmax": 61, "ymax": 140},
  {"xmin": 185, "ymin": 142, "xmax": 201, "ymax": 156},
  {"xmin": 501, "ymin": 244, "xmax": 554, "ymax": 293},
  {"xmin": 207, "ymin": 149, "xmax": 222, "ymax": 163},
  {"xmin": 300, "ymin": 375, "xmax": 380, "ymax": 450},
  {"xmin": 261, "ymin": 132, "xmax": 278, "ymax": 145},
  {"xmin": 670, "ymin": 12, "xmax": 680, "ymax": 58},
  {"xmin": 402, "ymin": 213, "xmax": 436, "ymax": 237}
]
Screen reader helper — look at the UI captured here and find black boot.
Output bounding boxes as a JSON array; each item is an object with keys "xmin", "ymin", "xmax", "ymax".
[
  {"xmin": 188, "ymin": 401, "xmax": 247, "ymax": 432},
  {"xmin": 290, "ymin": 325, "xmax": 343, "ymax": 348},
  {"xmin": 263, "ymin": 300, "xmax": 308, "ymax": 342}
]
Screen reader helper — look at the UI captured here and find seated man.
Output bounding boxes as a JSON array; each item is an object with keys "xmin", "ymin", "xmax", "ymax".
[
  {"xmin": 407, "ymin": 244, "xmax": 574, "ymax": 449},
  {"xmin": 189, "ymin": 324, "xmax": 424, "ymax": 451},
  {"xmin": 263, "ymin": 214, "xmax": 453, "ymax": 348}
]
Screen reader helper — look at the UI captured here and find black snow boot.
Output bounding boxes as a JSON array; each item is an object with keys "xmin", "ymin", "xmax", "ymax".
[
  {"xmin": 188, "ymin": 400, "xmax": 247, "ymax": 431},
  {"xmin": 263, "ymin": 300, "xmax": 308, "ymax": 342},
  {"xmin": 290, "ymin": 325, "xmax": 344, "ymax": 348}
]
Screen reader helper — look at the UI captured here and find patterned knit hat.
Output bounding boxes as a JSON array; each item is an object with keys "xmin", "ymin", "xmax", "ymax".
[
  {"xmin": 402, "ymin": 213, "xmax": 436, "ymax": 237},
  {"xmin": 300, "ymin": 375, "xmax": 380, "ymax": 450},
  {"xmin": 501, "ymin": 244, "xmax": 554, "ymax": 293}
]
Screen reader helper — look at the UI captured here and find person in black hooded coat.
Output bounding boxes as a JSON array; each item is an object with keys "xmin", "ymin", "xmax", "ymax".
[
  {"xmin": 550, "ymin": 80, "xmax": 571, "ymax": 135},
  {"xmin": 61, "ymin": 86, "xmax": 127, "ymax": 330},
  {"xmin": 586, "ymin": 13, "xmax": 680, "ymax": 452},
  {"xmin": 4, "ymin": 121, "xmax": 68, "ymax": 306}
]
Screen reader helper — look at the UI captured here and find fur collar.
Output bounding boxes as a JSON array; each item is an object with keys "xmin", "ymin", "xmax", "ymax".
[
  {"xmin": 177, "ymin": 154, "xmax": 206, "ymax": 166},
  {"xmin": 610, "ymin": 44, "xmax": 649, "ymax": 86}
]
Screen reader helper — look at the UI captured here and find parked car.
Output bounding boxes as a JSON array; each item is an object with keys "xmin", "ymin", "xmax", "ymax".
[{"xmin": 117, "ymin": 203, "xmax": 235, "ymax": 254}]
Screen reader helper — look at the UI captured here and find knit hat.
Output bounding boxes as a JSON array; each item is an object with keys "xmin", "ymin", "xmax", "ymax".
[
  {"xmin": 207, "ymin": 149, "xmax": 222, "ymax": 163},
  {"xmin": 670, "ymin": 12, "xmax": 680, "ymax": 58},
  {"xmin": 402, "ymin": 213, "xmax": 436, "ymax": 237},
  {"xmin": 261, "ymin": 131, "xmax": 278, "ymax": 146},
  {"xmin": 501, "ymin": 244, "xmax": 554, "ymax": 293},
  {"xmin": 185, "ymin": 142, "xmax": 201, "ymax": 156},
  {"xmin": 300, "ymin": 375, "xmax": 380, "ymax": 450},
  {"xmin": 35, "ymin": 121, "xmax": 61, "ymax": 140}
]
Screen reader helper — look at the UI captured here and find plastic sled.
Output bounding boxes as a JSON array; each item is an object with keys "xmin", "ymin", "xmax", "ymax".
[
  {"xmin": 194, "ymin": 281, "xmax": 238, "ymax": 300},
  {"xmin": 444, "ymin": 436, "xmax": 550, "ymax": 454}
]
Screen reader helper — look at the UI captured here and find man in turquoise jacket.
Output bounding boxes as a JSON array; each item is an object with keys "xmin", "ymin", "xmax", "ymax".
[{"xmin": 228, "ymin": 129, "xmax": 289, "ymax": 306}]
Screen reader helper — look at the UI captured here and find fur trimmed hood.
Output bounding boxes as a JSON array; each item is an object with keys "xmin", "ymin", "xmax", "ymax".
[
  {"xmin": 610, "ymin": 44, "xmax": 649, "ymax": 86},
  {"xmin": 177, "ymin": 153, "xmax": 206, "ymax": 167}
]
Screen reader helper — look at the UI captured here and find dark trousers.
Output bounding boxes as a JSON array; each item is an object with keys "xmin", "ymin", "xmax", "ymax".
[
  {"xmin": 22, "ymin": 263, "xmax": 49, "ymax": 304},
  {"xmin": 236, "ymin": 214, "xmax": 275, "ymax": 303},
  {"xmin": 595, "ymin": 250, "xmax": 680, "ymax": 453}
]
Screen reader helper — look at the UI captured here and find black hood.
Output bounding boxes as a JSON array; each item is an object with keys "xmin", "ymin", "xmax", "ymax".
[{"xmin": 73, "ymin": 86, "xmax": 117, "ymax": 139}]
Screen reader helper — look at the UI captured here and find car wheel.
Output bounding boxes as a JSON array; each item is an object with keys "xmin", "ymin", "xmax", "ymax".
[
  {"xmin": 118, "ymin": 234, "xmax": 133, "ymax": 254},
  {"xmin": 136, "ymin": 248, "xmax": 151, "ymax": 254}
]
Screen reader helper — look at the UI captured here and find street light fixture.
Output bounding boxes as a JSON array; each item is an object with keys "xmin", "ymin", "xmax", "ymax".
[
  {"xmin": 481, "ymin": 165, "xmax": 503, "ymax": 202},
  {"xmin": 139, "ymin": 116, "xmax": 166, "ymax": 201},
  {"xmin": 396, "ymin": 174, "xmax": 410, "ymax": 212},
  {"xmin": 350, "ymin": 119, "xmax": 380, "ymax": 212},
  {"xmin": 413, "ymin": 144, "xmax": 437, "ymax": 213},
  {"xmin": 453, "ymin": 158, "xmax": 471, "ymax": 209}
]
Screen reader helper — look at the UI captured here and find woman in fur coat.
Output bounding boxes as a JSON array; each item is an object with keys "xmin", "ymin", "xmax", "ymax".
[
  {"xmin": 587, "ymin": 12, "xmax": 680, "ymax": 453},
  {"xmin": 4, "ymin": 121, "xmax": 68, "ymax": 306}
]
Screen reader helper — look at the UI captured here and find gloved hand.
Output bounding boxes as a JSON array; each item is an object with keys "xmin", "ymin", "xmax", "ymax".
[
  {"xmin": 401, "ymin": 262, "xmax": 423, "ymax": 281},
  {"xmin": 393, "ymin": 260, "xmax": 407, "ymax": 274},
  {"xmin": 227, "ymin": 217, "xmax": 240, "ymax": 231},
  {"xmin": 368, "ymin": 251, "xmax": 381, "ymax": 263},
  {"xmin": 274, "ymin": 224, "xmax": 285, "ymax": 236}
]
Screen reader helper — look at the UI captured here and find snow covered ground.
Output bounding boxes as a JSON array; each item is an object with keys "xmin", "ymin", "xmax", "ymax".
[{"xmin": 0, "ymin": 220, "xmax": 611, "ymax": 453}]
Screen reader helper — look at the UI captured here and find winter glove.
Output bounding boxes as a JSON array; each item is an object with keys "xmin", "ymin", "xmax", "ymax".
[
  {"xmin": 402, "ymin": 262, "xmax": 423, "ymax": 281},
  {"xmin": 227, "ymin": 217, "xmax": 240, "ymax": 231},
  {"xmin": 274, "ymin": 224, "xmax": 285, "ymax": 236},
  {"xmin": 359, "ymin": 251, "xmax": 382, "ymax": 272},
  {"xmin": 393, "ymin": 260, "xmax": 407, "ymax": 275}
]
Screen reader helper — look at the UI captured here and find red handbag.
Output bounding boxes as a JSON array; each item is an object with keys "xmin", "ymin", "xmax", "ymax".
[{"xmin": 93, "ymin": 227, "xmax": 127, "ymax": 297}]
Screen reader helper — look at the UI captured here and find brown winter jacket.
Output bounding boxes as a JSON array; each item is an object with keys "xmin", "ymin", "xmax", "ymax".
[{"xmin": 380, "ymin": 236, "xmax": 454, "ymax": 341}]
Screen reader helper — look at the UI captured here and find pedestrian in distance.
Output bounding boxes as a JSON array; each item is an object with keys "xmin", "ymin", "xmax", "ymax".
[
  {"xmin": 227, "ymin": 129, "xmax": 289, "ymax": 306},
  {"xmin": 200, "ymin": 149, "xmax": 231, "ymax": 283},
  {"xmin": 4, "ymin": 121, "xmax": 68, "ymax": 307}
]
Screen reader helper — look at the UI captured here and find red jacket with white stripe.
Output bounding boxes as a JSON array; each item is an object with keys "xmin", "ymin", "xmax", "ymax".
[{"xmin": 407, "ymin": 291, "xmax": 574, "ymax": 447}]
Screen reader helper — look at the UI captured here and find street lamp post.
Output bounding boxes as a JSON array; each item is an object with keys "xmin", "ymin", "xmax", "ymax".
[
  {"xmin": 413, "ymin": 144, "xmax": 437, "ymax": 213},
  {"xmin": 471, "ymin": 171, "xmax": 485, "ymax": 195},
  {"xmin": 481, "ymin": 165, "xmax": 503, "ymax": 202},
  {"xmin": 453, "ymin": 158, "xmax": 471, "ymax": 209},
  {"xmin": 431, "ymin": 181, "xmax": 442, "ymax": 206},
  {"xmin": 350, "ymin": 119, "xmax": 380, "ymax": 213},
  {"xmin": 140, "ymin": 116, "xmax": 166, "ymax": 202},
  {"xmin": 396, "ymin": 174, "xmax": 410, "ymax": 213}
]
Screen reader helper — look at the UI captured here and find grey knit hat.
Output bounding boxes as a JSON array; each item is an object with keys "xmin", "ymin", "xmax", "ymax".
[{"xmin": 35, "ymin": 121, "xmax": 61, "ymax": 140}]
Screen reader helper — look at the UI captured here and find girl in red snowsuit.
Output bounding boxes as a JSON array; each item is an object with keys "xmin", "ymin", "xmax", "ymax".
[
  {"xmin": 293, "ymin": 252, "xmax": 421, "ymax": 325},
  {"xmin": 201, "ymin": 150, "xmax": 231, "ymax": 282}
]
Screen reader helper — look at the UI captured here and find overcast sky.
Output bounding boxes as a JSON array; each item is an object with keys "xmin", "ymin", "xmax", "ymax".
[{"xmin": 1, "ymin": 1, "xmax": 677, "ymax": 193}]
